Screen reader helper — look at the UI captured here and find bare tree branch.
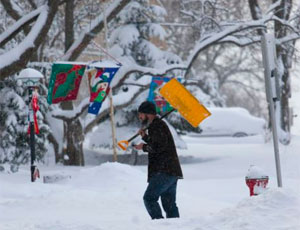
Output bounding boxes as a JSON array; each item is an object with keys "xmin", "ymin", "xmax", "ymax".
[
  {"xmin": 113, "ymin": 65, "xmax": 187, "ymax": 89},
  {"xmin": 224, "ymin": 79, "xmax": 262, "ymax": 92},
  {"xmin": 272, "ymin": 15, "xmax": 300, "ymax": 35},
  {"xmin": 185, "ymin": 16, "xmax": 272, "ymax": 77},
  {"xmin": 218, "ymin": 35, "xmax": 261, "ymax": 46}
]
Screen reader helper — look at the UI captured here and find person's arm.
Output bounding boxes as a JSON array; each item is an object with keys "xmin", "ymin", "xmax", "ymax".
[
  {"xmin": 139, "ymin": 128, "xmax": 150, "ymax": 143},
  {"xmin": 133, "ymin": 128, "xmax": 149, "ymax": 150},
  {"xmin": 142, "ymin": 124, "xmax": 168, "ymax": 153}
]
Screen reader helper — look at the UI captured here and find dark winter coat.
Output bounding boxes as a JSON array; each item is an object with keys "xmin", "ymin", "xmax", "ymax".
[{"xmin": 142, "ymin": 117, "xmax": 183, "ymax": 182}]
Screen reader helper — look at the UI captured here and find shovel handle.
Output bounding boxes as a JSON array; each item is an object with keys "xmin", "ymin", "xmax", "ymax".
[
  {"xmin": 160, "ymin": 108, "xmax": 176, "ymax": 119},
  {"xmin": 128, "ymin": 133, "xmax": 141, "ymax": 142},
  {"xmin": 118, "ymin": 109, "xmax": 176, "ymax": 150}
]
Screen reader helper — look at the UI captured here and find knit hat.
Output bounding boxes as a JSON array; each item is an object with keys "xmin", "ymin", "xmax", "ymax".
[{"xmin": 138, "ymin": 101, "xmax": 157, "ymax": 115}]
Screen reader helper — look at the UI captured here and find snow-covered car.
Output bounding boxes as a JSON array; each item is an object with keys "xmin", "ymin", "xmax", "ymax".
[{"xmin": 197, "ymin": 107, "xmax": 266, "ymax": 137}]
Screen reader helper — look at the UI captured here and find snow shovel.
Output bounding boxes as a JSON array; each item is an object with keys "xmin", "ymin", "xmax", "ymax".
[
  {"xmin": 117, "ymin": 108, "xmax": 176, "ymax": 151},
  {"xmin": 118, "ymin": 78, "xmax": 211, "ymax": 151},
  {"xmin": 159, "ymin": 78, "xmax": 211, "ymax": 128}
]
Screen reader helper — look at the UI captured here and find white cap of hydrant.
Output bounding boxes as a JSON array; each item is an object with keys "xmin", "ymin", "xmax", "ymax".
[{"xmin": 246, "ymin": 165, "xmax": 268, "ymax": 179}]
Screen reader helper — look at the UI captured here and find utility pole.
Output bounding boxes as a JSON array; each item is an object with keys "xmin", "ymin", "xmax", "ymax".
[{"xmin": 261, "ymin": 32, "xmax": 283, "ymax": 187}]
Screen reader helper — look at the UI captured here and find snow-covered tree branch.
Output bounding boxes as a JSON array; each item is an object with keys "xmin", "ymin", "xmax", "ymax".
[
  {"xmin": 61, "ymin": 0, "xmax": 131, "ymax": 61},
  {"xmin": 0, "ymin": 6, "xmax": 43, "ymax": 47},
  {"xmin": 0, "ymin": 1, "xmax": 59, "ymax": 80}
]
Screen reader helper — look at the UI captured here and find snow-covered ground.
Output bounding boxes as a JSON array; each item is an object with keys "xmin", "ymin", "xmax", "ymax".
[
  {"xmin": 0, "ymin": 132, "xmax": 300, "ymax": 230},
  {"xmin": 1, "ymin": 76, "xmax": 300, "ymax": 230}
]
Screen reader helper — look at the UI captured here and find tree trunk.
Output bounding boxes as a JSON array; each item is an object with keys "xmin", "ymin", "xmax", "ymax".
[
  {"xmin": 64, "ymin": 118, "xmax": 84, "ymax": 166},
  {"xmin": 60, "ymin": 100, "xmax": 84, "ymax": 166},
  {"xmin": 60, "ymin": 1, "xmax": 84, "ymax": 165},
  {"xmin": 248, "ymin": 0, "xmax": 263, "ymax": 35},
  {"xmin": 274, "ymin": 0, "xmax": 292, "ymax": 144},
  {"xmin": 65, "ymin": 0, "xmax": 74, "ymax": 52},
  {"xmin": 47, "ymin": 133, "xmax": 61, "ymax": 163},
  {"xmin": 249, "ymin": 0, "xmax": 293, "ymax": 144},
  {"xmin": 57, "ymin": 0, "xmax": 131, "ymax": 165}
]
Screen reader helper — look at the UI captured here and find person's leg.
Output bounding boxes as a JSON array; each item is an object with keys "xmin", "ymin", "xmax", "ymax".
[
  {"xmin": 161, "ymin": 178, "xmax": 179, "ymax": 218},
  {"xmin": 143, "ymin": 173, "xmax": 173, "ymax": 219}
]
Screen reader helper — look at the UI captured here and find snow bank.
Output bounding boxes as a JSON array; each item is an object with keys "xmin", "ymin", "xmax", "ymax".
[
  {"xmin": 207, "ymin": 188, "xmax": 300, "ymax": 230},
  {"xmin": 73, "ymin": 162, "xmax": 145, "ymax": 187}
]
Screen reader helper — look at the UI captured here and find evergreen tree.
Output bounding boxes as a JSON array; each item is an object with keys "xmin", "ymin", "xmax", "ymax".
[{"xmin": 0, "ymin": 77, "xmax": 50, "ymax": 172}]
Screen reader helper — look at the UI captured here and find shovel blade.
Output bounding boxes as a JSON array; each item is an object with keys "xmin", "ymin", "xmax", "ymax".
[{"xmin": 159, "ymin": 78, "xmax": 211, "ymax": 127}]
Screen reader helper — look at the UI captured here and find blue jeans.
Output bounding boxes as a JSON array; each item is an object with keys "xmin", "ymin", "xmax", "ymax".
[{"xmin": 143, "ymin": 172, "xmax": 179, "ymax": 219}]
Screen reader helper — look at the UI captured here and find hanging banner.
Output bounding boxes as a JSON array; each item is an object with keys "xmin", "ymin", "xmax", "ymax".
[
  {"xmin": 47, "ymin": 62, "xmax": 86, "ymax": 104},
  {"xmin": 148, "ymin": 76, "xmax": 180, "ymax": 114},
  {"xmin": 86, "ymin": 63, "xmax": 120, "ymax": 115}
]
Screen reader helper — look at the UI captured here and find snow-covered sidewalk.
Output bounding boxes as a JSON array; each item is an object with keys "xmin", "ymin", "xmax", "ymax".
[{"xmin": 0, "ymin": 135, "xmax": 300, "ymax": 230}]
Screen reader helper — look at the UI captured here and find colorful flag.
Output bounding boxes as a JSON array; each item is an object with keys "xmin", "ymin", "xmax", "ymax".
[
  {"xmin": 148, "ymin": 76, "xmax": 180, "ymax": 114},
  {"xmin": 86, "ymin": 65, "xmax": 120, "ymax": 115},
  {"xmin": 47, "ymin": 63, "xmax": 86, "ymax": 104}
]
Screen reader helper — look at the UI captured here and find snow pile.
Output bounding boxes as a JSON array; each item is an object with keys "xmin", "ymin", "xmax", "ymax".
[
  {"xmin": 72, "ymin": 162, "xmax": 145, "ymax": 188},
  {"xmin": 208, "ymin": 188, "xmax": 300, "ymax": 230}
]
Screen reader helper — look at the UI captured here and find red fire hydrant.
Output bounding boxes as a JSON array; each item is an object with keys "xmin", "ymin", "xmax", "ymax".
[{"xmin": 245, "ymin": 165, "xmax": 269, "ymax": 196}]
